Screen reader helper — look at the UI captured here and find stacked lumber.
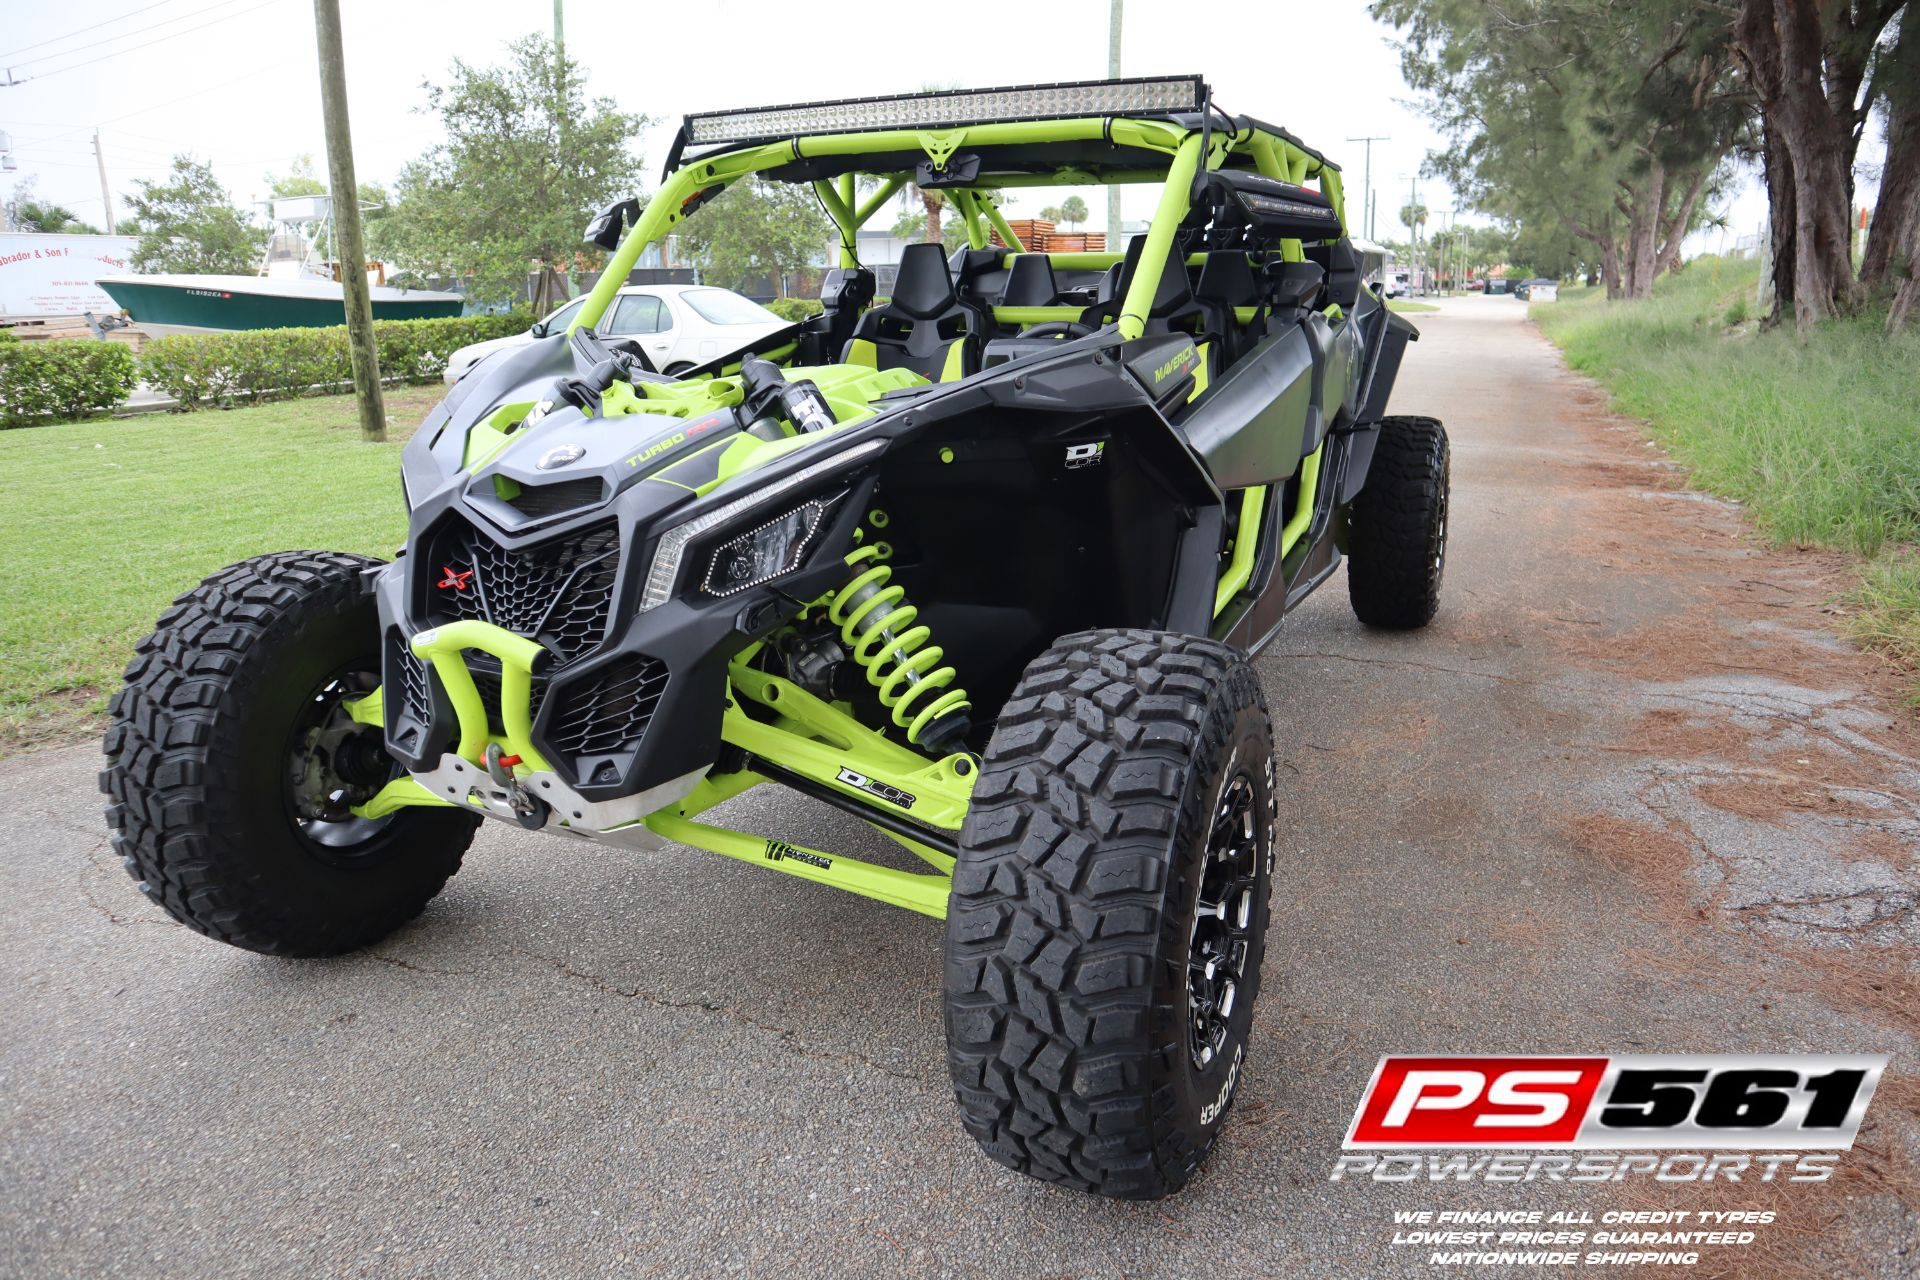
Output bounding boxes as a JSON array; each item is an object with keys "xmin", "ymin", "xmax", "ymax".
[
  {"xmin": 1, "ymin": 316, "xmax": 152, "ymax": 351},
  {"xmin": 988, "ymin": 220, "xmax": 1107, "ymax": 253},
  {"xmin": 998, "ymin": 218, "xmax": 1054, "ymax": 248},
  {"xmin": 1038, "ymin": 232, "xmax": 1106, "ymax": 253}
]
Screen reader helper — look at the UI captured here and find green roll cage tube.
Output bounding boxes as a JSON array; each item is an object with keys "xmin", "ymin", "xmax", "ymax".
[{"xmin": 356, "ymin": 111, "xmax": 1348, "ymax": 920}]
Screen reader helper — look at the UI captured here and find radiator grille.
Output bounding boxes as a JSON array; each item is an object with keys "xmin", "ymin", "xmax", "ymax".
[
  {"xmin": 544, "ymin": 655, "xmax": 670, "ymax": 761},
  {"xmin": 430, "ymin": 519, "xmax": 619, "ymax": 665}
]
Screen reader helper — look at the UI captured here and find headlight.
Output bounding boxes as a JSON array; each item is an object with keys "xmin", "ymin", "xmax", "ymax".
[
  {"xmin": 637, "ymin": 440, "xmax": 884, "ymax": 612},
  {"xmin": 701, "ymin": 500, "xmax": 832, "ymax": 597}
]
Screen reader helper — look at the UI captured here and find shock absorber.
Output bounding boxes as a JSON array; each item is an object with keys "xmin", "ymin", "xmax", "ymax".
[{"xmin": 827, "ymin": 528, "xmax": 972, "ymax": 757}]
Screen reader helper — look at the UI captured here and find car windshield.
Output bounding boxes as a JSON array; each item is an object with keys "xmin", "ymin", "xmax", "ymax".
[
  {"xmin": 681, "ymin": 289, "xmax": 779, "ymax": 326},
  {"xmin": 542, "ymin": 296, "xmax": 587, "ymax": 331}
]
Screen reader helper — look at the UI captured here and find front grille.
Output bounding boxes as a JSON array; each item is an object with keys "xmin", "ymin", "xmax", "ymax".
[
  {"xmin": 430, "ymin": 519, "xmax": 620, "ymax": 665},
  {"xmin": 467, "ymin": 656, "xmax": 549, "ymax": 736},
  {"xmin": 507, "ymin": 477, "xmax": 606, "ymax": 519},
  {"xmin": 545, "ymin": 655, "xmax": 670, "ymax": 760},
  {"xmin": 385, "ymin": 627, "xmax": 433, "ymax": 752}
]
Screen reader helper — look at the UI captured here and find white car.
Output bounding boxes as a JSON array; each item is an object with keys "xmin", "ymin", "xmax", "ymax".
[{"xmin": 443, "ymin": 284, "xmax": 790, "ymax": 385}]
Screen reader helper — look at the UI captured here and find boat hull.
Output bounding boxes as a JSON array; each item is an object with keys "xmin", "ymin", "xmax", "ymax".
[{"xmin": 98, "ymin": 277, "xmax": 463, "ymax": 332}]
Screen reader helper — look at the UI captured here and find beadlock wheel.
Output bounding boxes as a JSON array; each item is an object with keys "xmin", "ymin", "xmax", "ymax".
[{"xmin": 944, "ymin": 628, "xmax": 1276, "ymax": 1199}]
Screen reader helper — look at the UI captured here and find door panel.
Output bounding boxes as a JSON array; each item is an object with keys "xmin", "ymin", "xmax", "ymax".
[{"xmin": 1175, "ymin": 326, "xmax": 1315, "ymax": 490}]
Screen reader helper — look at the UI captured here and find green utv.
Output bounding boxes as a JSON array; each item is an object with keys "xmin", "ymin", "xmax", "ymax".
[{"xmin": 102, "ymin": 78, "xmax": 1448, "ymax": 1199}]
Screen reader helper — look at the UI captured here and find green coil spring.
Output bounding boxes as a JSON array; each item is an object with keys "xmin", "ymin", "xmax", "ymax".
[{"xmin": 827, "ymin": 538, "xmax": 971, "ymax": 752}]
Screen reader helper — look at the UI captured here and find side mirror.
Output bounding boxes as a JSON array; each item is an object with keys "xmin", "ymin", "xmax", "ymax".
[{"xmin": 584, "ymin": 197, "xmax": 641, "ymax": 250}]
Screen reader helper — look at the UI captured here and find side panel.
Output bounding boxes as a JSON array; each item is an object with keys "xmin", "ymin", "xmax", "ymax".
[
  {"xmin": 1175, "ymin": 328, "xmax": 1315, "ymax": 490},
  {"xmin": 1357, "ymin": 308, "xmax": 1419, "ymax": 424}
]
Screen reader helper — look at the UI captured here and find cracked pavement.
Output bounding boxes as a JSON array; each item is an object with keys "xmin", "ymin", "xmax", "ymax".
[{"xmin": 4, "ymin": 297, "xmax": 1917, "ymax": 1278}]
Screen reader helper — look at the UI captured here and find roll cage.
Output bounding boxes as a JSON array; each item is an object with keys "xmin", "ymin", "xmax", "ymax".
[{"xmin": 572, "ymin": 88, "xmax": 1346, "ymax": 350}]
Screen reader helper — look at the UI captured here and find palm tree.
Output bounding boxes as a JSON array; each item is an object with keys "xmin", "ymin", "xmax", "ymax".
[
  {"xmin": 1398, "ymin": 202, "xmax": 1428, "ymax": 240},
  {"xmin": 918, "ymin": 185, "xmax": 949, "ymax": 244},
  {"xmin": 16, "ymin": 200, "xmax": 98, "ymax": 234}
]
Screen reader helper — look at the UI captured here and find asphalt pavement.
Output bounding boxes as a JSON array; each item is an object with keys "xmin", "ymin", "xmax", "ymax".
[{"xmin": 4, "ymin": 296, "xmax": 1916, "ymax": 1279}]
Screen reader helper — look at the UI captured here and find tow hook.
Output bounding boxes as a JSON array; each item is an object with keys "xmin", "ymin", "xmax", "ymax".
[{"xmin": 485, "ymin": 743, "xmax": 549, "ymax": 830}]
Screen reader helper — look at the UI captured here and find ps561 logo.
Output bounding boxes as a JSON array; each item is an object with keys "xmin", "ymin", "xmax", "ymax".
[{"xmin": 1333, "ymin": 1054, "xmax": 1887, "ymax": 1182}]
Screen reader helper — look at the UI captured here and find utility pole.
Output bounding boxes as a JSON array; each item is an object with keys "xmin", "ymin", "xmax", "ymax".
[
  {"xmin": 1406, "ymin": 172, "xmax": 1420, "ymax": 292},
  {"xmin": 553, "ymin": 0, "xmax": 564, "ymax": 57},
  {"xmin": 1344, "ymin": 135, "xmax": 1387, "ymax": 241},
  {"xmin": 1106, "ymin": 0, "xmax": 1122, "ymax": 247},
  {"xmin": 92, "ymin": 130, "xmax": 115, "ymax": 233},
  {"xmin": 313, "ymin": 0, "xmax": 385, "ymax": 442}
]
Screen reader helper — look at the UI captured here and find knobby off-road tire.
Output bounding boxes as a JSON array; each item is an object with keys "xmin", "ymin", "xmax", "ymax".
[
  {"xmin": 100, "ymin": 551, "xmax": 478, "ymax": 956},
  {"xmin": 944, "ymin": 629, "xmax": 1277, "ymax": 1198},
  {"xmin": 1347, "ymin": 414, "xmax": 1451, "ymax": 629}
]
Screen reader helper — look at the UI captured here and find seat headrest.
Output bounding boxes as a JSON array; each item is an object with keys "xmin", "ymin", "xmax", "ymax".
[
  {"xmin": 949, "ymin": 245, "xmax": 1009, "ymax": 285},
  {"xmin": 893, "ymin": 243, "xmax": 958, "ymax": 319},
  {"xmin": 1000, "ymin": 255, "xmax": 1059, "ymax": 307},
  {"xmin": 1104, "ymin": 234, "xmax": 1193, "ymax": 317},
  {"xmin": 1142, "ymin": 242, "xmax": 1195, "ymax": 316},
  {"xmin": 1194, "ymin": 253, "xmax": 1258, "ymax": 307},
  {"xmin": 1305, "ymin": 238, "xmax": 1362, "ymax": 308},
  {"xmin": 1266, "ymin": 262, "xmax": 1325, "ymax": 310}
]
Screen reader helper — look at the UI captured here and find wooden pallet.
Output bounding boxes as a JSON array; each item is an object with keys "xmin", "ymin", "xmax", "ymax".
[{"xmin": 987, "ymin": 223, "xmax": 1108, "ymax": 254}]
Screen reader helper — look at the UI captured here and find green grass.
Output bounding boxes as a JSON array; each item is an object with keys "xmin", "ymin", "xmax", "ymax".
[
  {"xmin": 0, "ymin": 386, "xmax": 445, "ymax": 750},
  {"xmin": 1388, "ymin": 299, "xmax": 1441, "ymax": 313},
  {"xmin": 1533, "ymin": 257, "xmax": 1920, "ymax": 682}
]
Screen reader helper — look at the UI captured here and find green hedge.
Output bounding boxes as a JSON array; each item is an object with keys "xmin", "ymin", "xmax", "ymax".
[
  {"xmin": 763, "ymin": 297, "xmax": 824, "ymax": 323},
  {"xmin": 141, "ymin": 311, "xmax": 535, "ymax": 408},
  {"xmin": 1, "ymin": 342, "xmax": 139, "ymax": 427}
]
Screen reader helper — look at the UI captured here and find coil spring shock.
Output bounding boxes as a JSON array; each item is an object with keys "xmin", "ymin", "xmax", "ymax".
[{"xmin": 827, "ymin": 529, "xmax": 972, "ymax": 755}]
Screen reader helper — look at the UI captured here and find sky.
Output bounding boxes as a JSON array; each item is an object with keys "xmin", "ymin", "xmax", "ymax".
[{"xmin": 0, "ymin": 0, "xmax": 1796, "ymax": 254}]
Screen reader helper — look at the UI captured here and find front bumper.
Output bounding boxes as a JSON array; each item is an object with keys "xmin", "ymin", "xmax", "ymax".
[{"xmin": 372, "ymin": 472, "xmax": 872, "ymax": 804}]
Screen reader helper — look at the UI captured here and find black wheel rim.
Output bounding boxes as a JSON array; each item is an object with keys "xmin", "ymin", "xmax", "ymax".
[
  {"xmin": 1188, "ymin": 772, "xmax": 1259, "ymax": 1071},
  {"xmin": 1430, "ymin": 460, "xmax": 1450, "ymax": 584},
  {"xmin": 285, "ymin": 666, "xmax": 399, "ymax": 857}
]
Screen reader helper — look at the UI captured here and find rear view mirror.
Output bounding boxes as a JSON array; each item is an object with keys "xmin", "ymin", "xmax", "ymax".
[
  {"xmin": 914, "ymin": 153, "xmax": 982, "ymax": 188},
  {"xmin": 584, "ymin": 198, "xmax": 641, "ymax": 250}
]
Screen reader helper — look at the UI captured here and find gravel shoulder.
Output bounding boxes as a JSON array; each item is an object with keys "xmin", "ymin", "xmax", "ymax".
[{"xmin": 3, "ymin": 296, "xmax": 1915, "ymax": 1278}]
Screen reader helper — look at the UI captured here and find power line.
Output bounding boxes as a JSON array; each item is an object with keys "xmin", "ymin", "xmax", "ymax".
[
  {"xmin": 6, "ymin": 0, "xmax": 257, "ymax": 70},
  {"xmin": 5, "ymin": 0, "xmax": 290, "ymax": 85},
  {"xmin": 21, "ymin": 52, "xmax": 303, "ymax": 147},
  {"xmin": 0, "ymin": 0, "xmax": 177, "ymax": 63}
]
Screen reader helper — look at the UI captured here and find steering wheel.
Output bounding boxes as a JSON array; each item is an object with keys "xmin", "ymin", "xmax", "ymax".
[{"xmin": 1017, "ymin": 320, "xmax": 1096, "ymax": 341}]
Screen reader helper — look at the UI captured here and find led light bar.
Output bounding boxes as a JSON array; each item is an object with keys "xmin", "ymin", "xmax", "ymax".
[{"xmin": 683, "ymin": 76, "xmax": 1206, "ymax": 147}]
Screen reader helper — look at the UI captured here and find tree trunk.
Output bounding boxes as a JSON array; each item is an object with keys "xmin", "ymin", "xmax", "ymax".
[
  {"xmin": 1656, "ymin": 165, "xmax": 1709, "ymax": 278},
  {"xmin": 1890, "ymin": 273, "xmax": 1919, "ymax": 334},
  {"xmin": 1736, "ymin": 0, "xmax": 1867, "ymax": 328},
  {"xmin": 1600, "ymin": 237, "xmax": 1624, "ymax": 300},
  {"xmin": 1858, "ymin": 13, "xmax": 1920, "ymax": 297},
  {"xmin": 921, "ymin": 190, "xmax": 944, "ymax": 245},
  {"xmin": 1623, "ymin": 165, "xmax": 1664, "ymax": 300},
  {"xmin": 1758, "ymin": 118, "xmax": 1798, "ymax": 324},
  {"xmin": 530, "ymin": 263, "xmax": 568, "ymax": 318}
]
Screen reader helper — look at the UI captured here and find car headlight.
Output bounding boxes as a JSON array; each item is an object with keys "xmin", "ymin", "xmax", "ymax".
[
  {"xmin": 701, "ymin": 499, "xmax": 833, "ymax": 597},
  {"xmin": 637, "ymin": 440, "xmax": 884, "ymax": 612}
]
